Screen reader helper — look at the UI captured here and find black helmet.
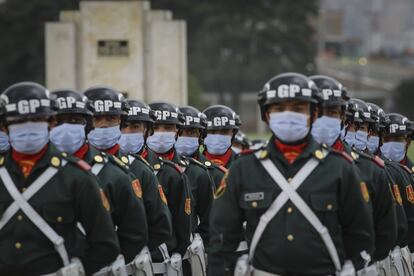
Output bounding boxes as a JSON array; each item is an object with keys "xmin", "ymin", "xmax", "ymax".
[
  {"xmin": 149, "ymin": 102, "xmax": 184, "ymax": 125},
  {"xmin": 84, "ymin": 86, "xmax": 128, "ymax": 116},
  {"xmin": 345, "ymin": 99, "xmax": 364, "ymax": 124},
  {"xmin": 124, "ymin": 100, "xmax": 155, "ymax": 124},
  {"xmin": 234, "ymin": 130, "xmax": 250, "ymax": 149},
  {"xmin": 366, "ymin": 103, "xmax": 387, "ymax": 131},
  {"xmin": 383, "ymin": 113, "xmax": 411, "ymax": 137},
  {"xmin": 235, "ymin": 114, "xmax": 242, "ymax": 127},
  {"xmin": 203, "ymin": 105, "xmax": 238, "ymax": 131},
  {"xmin": 258, "ymin": 72, "xmax": 320, "ymax": 121},
  {"xmin": 309, "ymin": 75, "xmax": 348, "ymax": 107},
  {"xmin": 1, "ymin": 82, "xmax": 55, "ymax": 123},
  {"xmin": 178, "ymin": 106, "xmax": 206, "ymax": 129},
  {"xmin": 52, "ymin": 89, "xmax": 93, "ymax": 116},
  {"xmin": 351, "ymin": 98, "xmax": 375, "ymax": 123}
]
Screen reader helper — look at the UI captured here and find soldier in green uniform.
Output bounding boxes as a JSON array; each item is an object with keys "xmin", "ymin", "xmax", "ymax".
[
  {"xmin": 380, "ymin": 113, "xmax": 414, "ymax": 251},
  {"xmin": 208, "ymin": 73, "xmax": 375, "ymax": 275},
  {"xmin": 201, "ymin": 105, "xmax": 240, "ymax": 188},
  {"xmin": 144, "ymin": 102, "xmax": 192, "ymax": 260},
  {"xmin": 175, "ymin": 105, "xmax": 215, "ymax": 244},
  {"xmin": 49, "ymin": 88, "xmax": 149, "ymax": 264},
  {"xmin": 118, "ymin": 99, "xmax": 174, "ymax": 261},
  {"xmin": 309, "ymin": 75, "xmax": 398, "ymax": 262},
  {"xmin": 0, "ymin": 82, "xmax": 119, "ymax": 275}
]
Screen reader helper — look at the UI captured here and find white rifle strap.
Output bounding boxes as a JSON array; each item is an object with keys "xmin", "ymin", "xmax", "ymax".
[
  {"xmin": 128, "ymin": 155, "xmax": 136, "ymax": 164},
  {"xmin": 255, "ymin": 153, "xmax": 341, "ymax": 271},
  {"xmin": 0, "ymin": 165, "xmax": 70, "ymax": 266},
  {"xmin": 0, "ymin": 160, "xmax": 68, "ymax": 229},
  {"xmin": 248, "ymin": 153, "xmax": 320, "ymax": 260},
  {"xmin": 91, "ymin": 163, "xmax": 105, "ymax": 176}
]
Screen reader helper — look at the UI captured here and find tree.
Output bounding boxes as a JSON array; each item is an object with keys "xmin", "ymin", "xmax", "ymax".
[
  {"xmin": 394, "ymin": 78, "xmax": 414, "ymax": 119},
  {"xmin": 0, "ymin": 0, "xmax": 79, "ymax": 91},
  {"xmin": 152, "ymin": 0, "xmax": 319, "ymax": 112}
]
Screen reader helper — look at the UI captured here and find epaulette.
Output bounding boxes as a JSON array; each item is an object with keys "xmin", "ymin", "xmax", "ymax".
[
  {"xmin": 0, "ymin": 155, "xmax": 5, "ymax": 166},
  {"xmin": 60, "ymin": 153, "xmax": 92, "ymax": 171},
  {"xmin": 371, "ymin": 155, "xmax": 385, "ymax": 168},
  {"xmin": 134, "ymin": 154, "xmax": 153, "ymax": 170},
  {"xmin": 92, "ymin": 153, "xmax": 107, "ymax": 164},
  {"xmin": 330, "ymin": 148, "xmax": 353, "ymax": 163},
  {"xmin": 185, "ymin": 157, "xmax": 206, "ymax": 169},
  {"xmin": 107, "ymin": 154, "xmax": 130, "ymax": 173},
  {"xmin": 160, "ymin": 158, "xmax": 184, "ymax": 174},
  {"xmin": 398, "ymin": 163, "xmax": 413, "ymax": 174},
  {"xmin": 120, "ymin": 155, "xmax": 130, "ymax": 166}
]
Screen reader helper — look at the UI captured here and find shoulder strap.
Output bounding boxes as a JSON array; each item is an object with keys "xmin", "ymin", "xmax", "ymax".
[
  {"xmin": 252, "ymin": 152, "xmax": 341, "ymax": 271},
  {"xmin": 0, "ymin": 165, "xmax": 70, "ymax": 266},
  {"xmin": 91, "ymin": 163, "xmax": 105, "ymax": 176}
]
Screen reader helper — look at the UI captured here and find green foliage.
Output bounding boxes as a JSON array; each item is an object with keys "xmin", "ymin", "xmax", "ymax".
[{"xmin": 394, "ymin": 78, "xmax": 414, "ymax": 119}]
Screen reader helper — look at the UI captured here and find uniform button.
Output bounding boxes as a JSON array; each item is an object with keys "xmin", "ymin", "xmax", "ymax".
[
  {"xmin": 15, "ymin": 242, "xmax": 22, "ymax": 249},
  {"xmin": 327, "ymin": 204, "xmax": 333, "ymax": 211},
  {"xmin": 287, "ymin": 234, "xmax": 294, "ymax": 241},
  {"xmin": 21, "ymin": 187, "xmax": 27, "ymax": 192},
  {"xmin": 57, "ymin": 216, "xmax": 63, "ymax": 223},
  {"xmin": 17, "ymin": 215, "xmax": 23, "ymax": 221},
  {"xmin": 287, "ymin": 207, "xmax": 293, "ymax": 214},
  {"xmin": 287, "ymin": 177, "xmax": 293, "ymax": 183},
  {"xmin": 251, "ymin": 201, "xmax": 258, "ymax": 208}
]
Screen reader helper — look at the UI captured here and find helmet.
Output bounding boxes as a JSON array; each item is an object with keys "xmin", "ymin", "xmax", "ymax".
[
  {"xmin": 383, "ymin": 113, "xmax": 411, "ymax": 137},
  {"xmin": 84, "ymin": 86, "xmax": 129, "ymax": 116},
  {"xmin": 235, "ymin": 114, "xmax": 242, "ymax": 127},
  {"xmin": 345, "ymin": 99, "xmax": 365, "ymax": 124},
  {"xmin": 350, "ymin": 99, "xmax": 375, "ymax": 123},
  {"xmin": 123, "ymin": 100, "xmax": 155, "ymax": 124},
  {"xmin": 309, "ymin": 75, "xmax": 348, "ymax": 107},
  {"xmin": 149, "ymin": 102, "xmax": 184, "ymax": 125},
  {"xmin": 258, "ymin": 72, "xmax": 320, "ymax": 121},
  {"xmin": 234, "ymin": 130, "xmax": 250, "ymax": 149},
  {"xmin": 203, "ymin": 105, "xmax": 238, "ymax": 131},
  {"xmin": 179, "ymin": 106, "xmax": 206, "ymax": 129},
  {"xmin": 366, "ymin": 103, "xmax": 387, "ymax": 131},
  {"xmin": 1, "ymin": 82, "xmax": 55, "ymax": 123},
  {"xmin": 52, "ymin": 89, "xmax": 93, "ymax": 116}
]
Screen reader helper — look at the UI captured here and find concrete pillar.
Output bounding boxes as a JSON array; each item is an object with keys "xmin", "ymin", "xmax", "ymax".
[
  {"xmin": 79, "ymin": 1, "xmax": 146, "ymax": 99},
  {"xmin": 45, "ymin": 22, "xmax": 77, "ymax": 90},
  {"xmin": 144, "ymin": 20, "xmax": 187, "ymax": 105}
]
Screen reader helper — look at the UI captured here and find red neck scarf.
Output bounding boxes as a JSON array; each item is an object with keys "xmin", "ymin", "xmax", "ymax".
[
  {"xmin": 274, "ymin": 139, "xmax": 307, "ymax": 165},
  {"xmin": 205, "ymin": 149, "xmax": 232, "ymax": 167},
  {"xmin": 154, "ymin": 149, "xmax": 175, "ymax": 161},
  {"xmin": 331, "ymin": 139, "xmax": 345, "ymax": 152},
  {"xmin": 12, "ymin": 145, "xmax": 49, "ymax": 178},
  {"xmin": 74, "ymin": 143, "xmax": 89, "ymax": 160},
  {"xmin": 105, "ymin": 144, "xmax": 120, "ymax": 156}
]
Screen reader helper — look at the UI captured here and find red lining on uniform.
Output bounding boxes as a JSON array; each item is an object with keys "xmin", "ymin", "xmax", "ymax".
[
  {"xmin": 74, "ymin": 143, "xmax": 89, "ymax": 160},
  {"xmin": 105, "ymin": 144, "xmax": 120, "ymax": 156},
  {"xmin": 204, "ymin": 149, "xmax": 232, "ymax": 167}
]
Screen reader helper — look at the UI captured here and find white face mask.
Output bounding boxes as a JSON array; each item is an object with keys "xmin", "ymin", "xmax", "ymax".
[
  {"xmin": 146, "ymin": 132, "xmax": 176, "ymax": 153},
  {"xmin": 269, "ymin": 111, "xmax": 309, "ymax": 143},
  {"xmin": 9, "ymin": 122, "xmax": 49, "ymax": 154}
]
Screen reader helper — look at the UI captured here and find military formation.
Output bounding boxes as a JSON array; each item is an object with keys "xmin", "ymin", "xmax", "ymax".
[{"xmin": 1, "ymin": 72, "xmax": 414, "ymax": 276}]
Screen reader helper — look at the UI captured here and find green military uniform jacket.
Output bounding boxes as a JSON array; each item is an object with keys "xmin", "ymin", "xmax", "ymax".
[
  {"xmin": 208, "ymin": 137, "xmax": 375, "ymax": 275},
  {"xmin": 146, "ymin": 149, "xmax": 192, "ymax": 256},
  {"xmin": 346, "ymin": 146, "xmax": 397, "ymax": 260},
  {"xmin": 81, "ymin": 145, "xmax": 148, "ymax": 263},
  {"xmin": 197, "ymin": 153, "xmax": 228, "ymax": 190},
  {"xmin": 116, "ymin": 150, "xmax": 173, "ymax": 260},
  {"xmin": 0, "ymin": 144, "xmax": 119, "ymax": 275},
  {"xmin": 382, "ymin": 156, "xmax": 414, "ymax": 250},
  {"xmin": 181, "ymin": 156, "xmax": 214, "ymax": 244}
]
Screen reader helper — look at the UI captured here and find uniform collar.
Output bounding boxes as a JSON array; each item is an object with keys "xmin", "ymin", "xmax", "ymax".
[
  {"xmin": 105, "ymin": 144, "xmax": 120, "ymax": 156},
  {"xmin": 7, "ymin": 143, "xmax": 61, "ymax": 182},
  {"xmin": 267, "ymin": 135, "xmax": 320, "ymax": 166},
  {"xmin": 74, "ymin": 143, "xmax": 89, "ymax": 160},
  {"xmin": 204, "ymin": 148, "xmax": 234, "ymax": 168}
]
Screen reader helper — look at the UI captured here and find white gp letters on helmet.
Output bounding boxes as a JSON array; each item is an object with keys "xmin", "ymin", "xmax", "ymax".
[
  {"xmin": 128, "ymin": 106, "xmax": 149, "ymax": 115},
  {"xmin": 154, "ymin": 110, "xmax": 178, "ymax": 120},
  {"xmin": 207, "ymin": 116, "xmax": 236, "ymax": 127},
  {"xmin": 57, "ymin": 97, "xmax": 85, "ymax": 109},
  {"xmin": 6, "ymin": 99, "xmax": 50, "ymax": 114},
  {"xmin": 94, "ymin": 100, "xmax": 121, "ymax": 112},
  {"xmin": 266, "ymin": 84, "xmax": 312, "ymax": 99},
  {"xmin": 185, "ymin": 116, "xmax": 201, "ymax": 126},
  {"xmin": 321, "ymin": 89, "xmax": 342, "ymax": 100}
]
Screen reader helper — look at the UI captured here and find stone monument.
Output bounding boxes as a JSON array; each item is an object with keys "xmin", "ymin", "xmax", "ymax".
[{"xmin": 45, "ymin": 0, "xmax": 187, "ymax": 105}]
